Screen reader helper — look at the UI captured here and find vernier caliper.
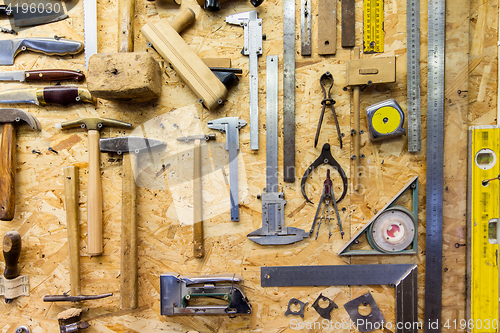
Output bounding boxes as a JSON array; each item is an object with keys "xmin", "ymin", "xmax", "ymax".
[
  {"xmin": 247, "ymin": 56, "xmax": 308, "ymax": 245},
  {"xmin": 208, "ymin": 117, "xmax": 247, "ymax": 222},
  {"xmin": 225, "ymin": 10, "xmax": 262, "ymax": 151}
]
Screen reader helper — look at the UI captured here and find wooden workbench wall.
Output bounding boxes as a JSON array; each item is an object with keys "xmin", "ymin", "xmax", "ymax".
[{"xmin": 0, "ymin": 0, "xmax": 482, "ymax": 331}]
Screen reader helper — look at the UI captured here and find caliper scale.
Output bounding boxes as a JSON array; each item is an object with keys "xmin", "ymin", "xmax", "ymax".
[
  {"xmin": 226, "ymin": 11, "xmax": 263, "ymax": 151},
  {"xmin": 247, "ymin": 56, "xmax": 308, "ymax": 245}
]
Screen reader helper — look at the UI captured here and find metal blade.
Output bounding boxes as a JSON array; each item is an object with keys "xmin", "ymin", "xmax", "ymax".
[
  {"xmin": 0, "ymin": 88, "xmax": 38, "ymax": 104},
  {"xmin": 0, "ymin": 70, "xmax": 25, "ymax": 82},
  {"xmin": 99, "ymin": 137, "xmax": 164, "ymax": 154},
  {"xmin": 83, "ymin": 0, "xmax": 97, "ymax": 69},
  {"xmin": 13, "ymin": 9, "xmax": 68, "ymax": 28},
  {"xmin": 0, "ymin": 40, "xmax": 15, "ymax": 65}
]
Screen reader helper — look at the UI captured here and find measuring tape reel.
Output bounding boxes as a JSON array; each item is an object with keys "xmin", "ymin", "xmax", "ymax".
[
  {"xmin": 366, "ymin": 99, "xmax": 406, "ymax": 141},
  {"xmin": 367, "ymin": 206, "xmax": 416, "ymax": 253}
]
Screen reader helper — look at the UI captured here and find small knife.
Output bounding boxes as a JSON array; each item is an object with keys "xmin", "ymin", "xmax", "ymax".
[
  {"xmin": 0, "ymin": 69, "xmax": 85, "ymax": 82},
  {"xmin": 0, "ymin": 37, "xmax": 83, "ymax": 66},
  {"xmin": 99, "ymin": 137, "xmax": 165, "ymax": 154},
  {"xmin": 0, "ymin": 86, "xmax": 95, "ymax": 105}
]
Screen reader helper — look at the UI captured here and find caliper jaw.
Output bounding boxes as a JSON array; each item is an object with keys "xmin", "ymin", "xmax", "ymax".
[
  {"xmin": 160, "ymin": 273, "xmax": 252, "ymax": 315},
  {"xmin": 248, "ymin": 191, "xmax": 308, "ymax": 245}
]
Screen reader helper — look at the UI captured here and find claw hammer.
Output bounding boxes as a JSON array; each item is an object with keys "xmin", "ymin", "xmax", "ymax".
[{"xmin": 56, "ymin": 118, "xmax": 131, "ymax": 256}]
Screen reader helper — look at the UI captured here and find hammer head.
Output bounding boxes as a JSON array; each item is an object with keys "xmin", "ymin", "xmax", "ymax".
[
  {"xmin": 99, "ymin": 137, "xmax": 164, "ymax": 155},
  {"xmin": 0, "ymin": 108, "xmax": 41, "ymax": 131},
  {"xmin": 55, "ymin": 117, "xmax": 131, "ymax": 131}
]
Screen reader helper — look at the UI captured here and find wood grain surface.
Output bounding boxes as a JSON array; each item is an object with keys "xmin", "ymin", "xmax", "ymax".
[{"xmin": 0, "ymin": 0, "xmax": 482, "ymax": 331}]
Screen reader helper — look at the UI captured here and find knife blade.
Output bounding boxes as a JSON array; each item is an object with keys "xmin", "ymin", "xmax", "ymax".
[
  {"xmin": 0, "ymin": 37, "xmax": 83, "ymax": 66},
  {"xmin": 0, "ymin": 69, "xmax": 85, "ymax": 82},
  {"xmin": 0, "ymin": 86, "xmax": 95, "ymax": 105},
  {"xmin": 0, "ymin": 4, "xmax": 68, "ymax": 28}
]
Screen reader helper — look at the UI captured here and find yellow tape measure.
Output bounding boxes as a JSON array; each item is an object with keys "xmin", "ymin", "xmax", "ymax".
[
  {"xmin": 468, "ymin": 126, "xmax": 500, "ymax": 332},
  {"xmin": 366, "ymin": 99, "xmax": 405, "ymax": 141},
  {"xmin": 363, "ymin": 0, "xmax": 384, "ymax": 53}
]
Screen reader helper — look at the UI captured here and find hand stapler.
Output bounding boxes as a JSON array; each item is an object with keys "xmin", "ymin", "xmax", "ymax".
[{"xmin": 160, "ymin": 273, "xmax": 252, "ymax": 315}]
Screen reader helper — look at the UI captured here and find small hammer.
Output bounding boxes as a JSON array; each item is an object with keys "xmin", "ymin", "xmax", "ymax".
[
  {"xmin": 99, "ymin": 136, "xmax": 164, "ymax": 310},
  {"xmin": 176, "ymin": 133, "xmax": 216, "ymax": 258},
  {"xmin": 0, "ymin": 108, "xmax": 41, "ymax": 221},
  {"xmin": 55, "ymin": 118, "xmax": 132, "ymax": 256}
]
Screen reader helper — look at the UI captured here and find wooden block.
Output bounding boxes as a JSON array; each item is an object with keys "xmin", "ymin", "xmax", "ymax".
[
  {"xmin": 346, "ymin": 56, "xmax": 396, "ymax": 86},
  {"xmin": 141, "ymin": 11, "xmax": 227, "ymax": 110},
  {"xmin": 318, "ymin": 0, "xmax": 337, "ymax": 55},
  {"xmin": 202, "ymin": 58, "xmax": 232, "ymax": 68},
  {"xmin": 87, "ymin": 52, "xmax": 162, "ymax": 102}
]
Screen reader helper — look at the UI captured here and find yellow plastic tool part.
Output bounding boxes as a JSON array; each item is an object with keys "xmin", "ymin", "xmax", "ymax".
[
  {"xmin": 363, "ymin": 0, "xmax": 384, "ymax": 53},
  {"xmin": 468, "ymin": 125, "xmax": 499, "ymax": 332}
]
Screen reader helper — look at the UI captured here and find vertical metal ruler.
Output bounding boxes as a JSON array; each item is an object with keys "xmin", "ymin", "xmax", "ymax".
[
  {"xmin": 467, "ymin": 126, "xmax": 500, "ymax": 333},
  {"xmin": 424, "ymin": 0, "xmax": 445, "ymax": 332},
  {"xmin": 363, "ymin": 0, "xmax": 384, "ymax": 53},
  {"xmin": 407, "ymin": 0, "xmax": 421, "ymax": 152},
  {"xmin": 283, "ymin": 0, "xmax": 295, "ymax": 182}
]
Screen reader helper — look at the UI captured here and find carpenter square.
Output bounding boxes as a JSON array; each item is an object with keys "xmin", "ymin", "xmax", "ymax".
[
  {"xmin": 225, "ymin": 11, "xmax": 262, "ymax": 151},
  {"xmin": 208, "ymin": 117, "xmax": 246, "ymax": 222},
  {"xmin": 261, "ymin": 264, "xmax": 418, "ymax": 333},
  {"xmin": 283, "ymin": 0, "xmax": 295, "ymax": 182},
  {"xmin": 248, "ymin": 56, "xmax": 307, "ymax": 245},
  {"xmin": 425, "ymin": 0, "xmax": 445, "ymax": 330}
]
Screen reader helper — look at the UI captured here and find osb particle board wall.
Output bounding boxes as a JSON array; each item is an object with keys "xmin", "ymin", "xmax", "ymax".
[{"xmin": 0, "ymin": 0, "xmax": 481, "ymax": 331}]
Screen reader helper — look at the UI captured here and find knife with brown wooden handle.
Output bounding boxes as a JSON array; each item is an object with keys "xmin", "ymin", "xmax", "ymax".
[
  {"xmin": 0, "ymin": 86, "xmax": 95, "ymax": 105},
  {"xmin": 0, "ymin": 69, "xmax": 85, "ymax": 82}
]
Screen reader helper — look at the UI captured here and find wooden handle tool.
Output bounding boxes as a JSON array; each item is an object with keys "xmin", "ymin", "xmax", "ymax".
[
  {"xmin": 120, "ymin": 153, "xmax": 138, "ymax": 309},
  {"xmin": 64, "ymin": 166, "xmax": 81, "ymax": 296},
  {"xmin": 0, "ymin": 124, "xmax": 16, "ymax": 221},
  {"xmin": 87, "ymin": 130, "xmax": 103, "ymax": 256},
  {"xmin": 193, "ymin": 141, "xmax": 203, "ymax": 258}
]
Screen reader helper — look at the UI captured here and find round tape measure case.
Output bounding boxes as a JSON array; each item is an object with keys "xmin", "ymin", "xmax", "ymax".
[{"xmin": 366, "ymin": 99, "xmax": 406, "ymax": 141}]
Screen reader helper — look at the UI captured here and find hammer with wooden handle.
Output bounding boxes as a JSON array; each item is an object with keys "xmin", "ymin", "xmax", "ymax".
[
  {"xmin": 176, "ymin": 133, "xmax": 216, "ymax": 258},
  {"xmin": 55, "ymin": 118, "xmax": 132, "ymax": 256},
  {"xmin": 0, "ymin": 109, "xmax": 41, "ymax": 221},
  {"xmin": 99, "ymin": 136, "xmax": 164, "ymax": 309}
]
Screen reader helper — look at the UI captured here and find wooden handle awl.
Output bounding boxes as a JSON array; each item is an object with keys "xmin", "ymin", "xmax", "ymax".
[{"xmin": 0, "ymin": 124, "xmax": 16, "ymax": 221}]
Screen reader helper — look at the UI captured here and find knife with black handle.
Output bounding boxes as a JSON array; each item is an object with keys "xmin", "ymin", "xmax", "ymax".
[{"xmin": 0, "ymin": 37, "xmax": 83, "ymax": 65}]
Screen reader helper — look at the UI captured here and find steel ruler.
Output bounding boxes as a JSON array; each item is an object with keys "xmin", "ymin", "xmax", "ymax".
[
  {"xmin": 363, "ymin": 0, "xmax": 384, "ymax": 53},
  {"xmin": 407, "ymin": 0, "xmax": 421, "ymax": 152},
  {"xmin": 283, "ymin": 0, "xmax": 295, "ymax": 182},
  {"xmin": 424, "ymin": 0, "xmax": 445, "ymax": 331},
  {"xmin": 467, "ymin": 126, "xmax": 500, "ymax": 333}
]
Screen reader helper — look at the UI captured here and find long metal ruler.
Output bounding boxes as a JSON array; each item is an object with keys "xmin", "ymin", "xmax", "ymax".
[
  {"xmin": 424, "ymin": 0, "xmax": 445, "ymax": 331},
  {"xmin": 363, "ymin": 0, "xmax": 384, "ymax": 53},
  {"xmin": 283, "ymin": 0, "xmax": 295, "ymax": 183},
  {"xmin": 407, "ymin": 0, "xmax": 421, "ymax": 152},
  {"xmin": 467, "ymin": 126, "xmax": 500, "ymax": 333}
]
